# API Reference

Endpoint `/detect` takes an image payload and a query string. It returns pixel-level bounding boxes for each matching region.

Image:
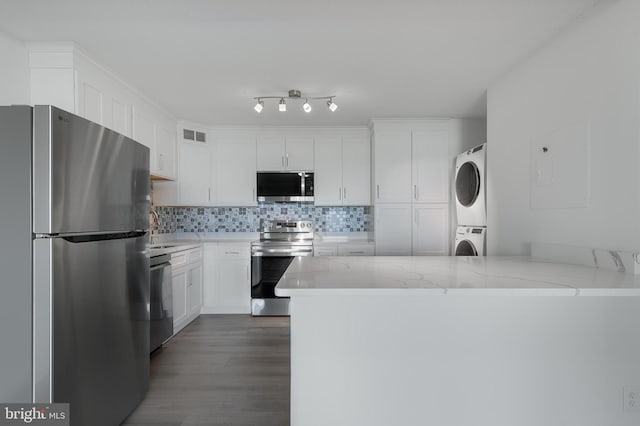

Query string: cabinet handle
[349,251,365,254]
[286,153,289,167]
[416,185,419,200]
[376,185,380,199]
[343,187,347,200]
[225,251,240,255]
[208,187,211,201]
[414,185,417,200]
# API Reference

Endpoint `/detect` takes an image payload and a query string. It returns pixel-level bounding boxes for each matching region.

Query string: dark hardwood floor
[123,315,291,426]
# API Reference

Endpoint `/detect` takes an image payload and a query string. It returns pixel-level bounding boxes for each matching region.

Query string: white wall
[0,31,29,105]
[487,0,640,255]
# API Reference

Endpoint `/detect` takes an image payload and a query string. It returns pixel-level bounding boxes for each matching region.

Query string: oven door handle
[252,247,313,256]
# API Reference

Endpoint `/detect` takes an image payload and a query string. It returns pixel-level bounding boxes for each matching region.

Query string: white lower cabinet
[314,242,375,256]
[171,247,204,335]
[412,203,449,256]
[203,243,251,314]
[375,203,448,256]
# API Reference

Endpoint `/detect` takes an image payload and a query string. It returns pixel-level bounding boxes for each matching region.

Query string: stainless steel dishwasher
[150,254,173,352]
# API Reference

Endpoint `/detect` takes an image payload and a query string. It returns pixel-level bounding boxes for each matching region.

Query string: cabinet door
[187,264,203,317]
[412,203,449,256]
[374,204,412,255]
[215,136,257,206]
[373,130,412,203]
[285,137,314,170]
[342,136,371,206]
[78,80,103,125]
[213,259,251,313]
[155,126,177,179]
[314,136,343,206]
[178,143,212,205]
[110,98,131,137]
[172,268,188,328]
[412,130,449,203]
[132,109,155,151]
[257,136,285,171]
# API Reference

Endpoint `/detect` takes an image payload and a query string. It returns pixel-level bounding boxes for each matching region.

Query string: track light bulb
[279,98,287,112]
[254,100,264,113]
[303,99,311,113]
[327,98,338,112]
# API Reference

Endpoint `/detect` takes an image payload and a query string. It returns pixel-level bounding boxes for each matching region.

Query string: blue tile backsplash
[153,204,371,234]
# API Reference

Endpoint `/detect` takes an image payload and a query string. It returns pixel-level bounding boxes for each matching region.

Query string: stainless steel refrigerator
[0,105,151,425]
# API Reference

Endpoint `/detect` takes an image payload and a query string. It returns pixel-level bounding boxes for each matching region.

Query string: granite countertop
[274,256,640,297]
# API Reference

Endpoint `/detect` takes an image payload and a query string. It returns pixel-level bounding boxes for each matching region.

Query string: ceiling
[0,0,609,126]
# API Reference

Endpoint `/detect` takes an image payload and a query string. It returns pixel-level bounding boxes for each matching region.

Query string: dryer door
[455,239,478,256]
[455,161,481,207]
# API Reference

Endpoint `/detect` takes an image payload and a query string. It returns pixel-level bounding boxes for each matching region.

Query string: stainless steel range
[251,220,314,316]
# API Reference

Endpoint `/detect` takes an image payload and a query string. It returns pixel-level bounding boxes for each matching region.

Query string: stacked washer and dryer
[454,143,487,256]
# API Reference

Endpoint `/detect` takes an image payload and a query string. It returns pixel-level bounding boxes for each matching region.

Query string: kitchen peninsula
[276,256,640,426]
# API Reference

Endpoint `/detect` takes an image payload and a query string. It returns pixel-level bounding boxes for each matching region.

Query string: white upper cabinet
[132,108,155,150]
[178,141,212,205]
[214,135,257,206]
[341,136,371,206]
[314,132,371,206]
[257,136,285,171]
[285,137,314,170]
[155,126,177,179]
[314,136,343,205]
[373,129,413,203]
[28,44,177,180]
[373,122,450,205]
[257,134,314,171]
[412,130,449,203]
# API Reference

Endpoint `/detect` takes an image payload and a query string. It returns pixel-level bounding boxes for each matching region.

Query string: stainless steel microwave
[256,172,314,203]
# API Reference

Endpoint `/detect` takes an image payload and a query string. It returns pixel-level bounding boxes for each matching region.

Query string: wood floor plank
[122,315,290,426]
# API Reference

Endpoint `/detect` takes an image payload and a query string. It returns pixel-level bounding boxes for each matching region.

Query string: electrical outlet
[624,386,640,411]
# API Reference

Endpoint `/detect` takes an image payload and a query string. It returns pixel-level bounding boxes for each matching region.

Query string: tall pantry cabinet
[371,120,450,255]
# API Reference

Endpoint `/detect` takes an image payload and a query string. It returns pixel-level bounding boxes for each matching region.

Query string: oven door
[251,244,312,316]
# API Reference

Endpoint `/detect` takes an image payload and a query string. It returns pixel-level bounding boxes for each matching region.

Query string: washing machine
[454,226,486,256]
[455,143,486,227]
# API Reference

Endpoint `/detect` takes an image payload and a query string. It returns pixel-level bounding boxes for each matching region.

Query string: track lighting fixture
[252,89,337,114]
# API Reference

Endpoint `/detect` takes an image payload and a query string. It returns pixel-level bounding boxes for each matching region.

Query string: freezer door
[33,105,150,234]
[33,233,149,426]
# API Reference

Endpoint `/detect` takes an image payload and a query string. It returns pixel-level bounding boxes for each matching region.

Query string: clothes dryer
[455,143,486,226]
[454,226,486,256]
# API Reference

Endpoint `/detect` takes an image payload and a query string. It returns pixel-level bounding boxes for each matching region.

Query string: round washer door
[456,161,481,207]
[455,239,478,256]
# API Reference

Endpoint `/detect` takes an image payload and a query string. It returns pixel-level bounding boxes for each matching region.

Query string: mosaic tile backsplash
[152,204,371,234]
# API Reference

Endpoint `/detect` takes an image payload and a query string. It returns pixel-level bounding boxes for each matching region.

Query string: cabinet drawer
[186,247,202,263]
[170,251,188,268]
[314,245,338,256]
[212,244,250,258]
[338,244,374,256]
